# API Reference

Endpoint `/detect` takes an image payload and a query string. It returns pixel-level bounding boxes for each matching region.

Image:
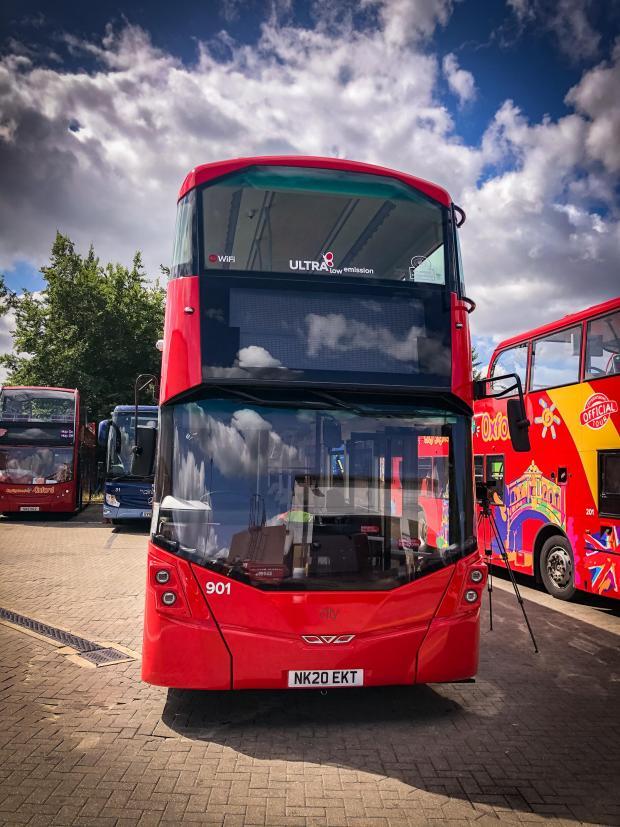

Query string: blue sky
[1,0,619,370]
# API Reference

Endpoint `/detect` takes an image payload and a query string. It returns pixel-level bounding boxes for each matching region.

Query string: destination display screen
[200,278,452,388]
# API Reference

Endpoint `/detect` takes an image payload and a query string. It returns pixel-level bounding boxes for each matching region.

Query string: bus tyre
[540,536,575,600]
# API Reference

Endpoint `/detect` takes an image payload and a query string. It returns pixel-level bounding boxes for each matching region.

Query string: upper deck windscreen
[174,166,448,285]
[0,389,75,423]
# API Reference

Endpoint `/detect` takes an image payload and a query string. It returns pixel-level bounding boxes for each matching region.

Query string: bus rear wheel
[540,536,575,600]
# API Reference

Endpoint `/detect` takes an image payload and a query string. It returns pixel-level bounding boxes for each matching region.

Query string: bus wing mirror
[131,426,156,477]
[506,398,531,453]
[475,373,531,453]
[97,419,110,447]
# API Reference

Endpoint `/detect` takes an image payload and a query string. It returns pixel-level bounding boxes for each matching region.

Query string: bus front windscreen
[0,446,74,484]
[0,389,75,423]
[152,399,474,591]
[107,412,158,478]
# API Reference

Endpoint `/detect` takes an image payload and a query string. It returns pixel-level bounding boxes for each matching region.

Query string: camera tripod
[477,483,539,653]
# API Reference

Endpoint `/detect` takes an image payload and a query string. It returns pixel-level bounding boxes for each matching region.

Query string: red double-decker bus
[474,297,620,601]
[142,155,491,691]
[0,386,96,515]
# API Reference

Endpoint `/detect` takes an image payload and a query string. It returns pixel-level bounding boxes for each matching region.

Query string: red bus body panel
[474,298,620,599]
[159,277,202,404]
[179,155,452,207]
[142,543,486,689]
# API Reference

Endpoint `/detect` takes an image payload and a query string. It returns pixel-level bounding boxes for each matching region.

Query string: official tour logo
[579,393,618,429]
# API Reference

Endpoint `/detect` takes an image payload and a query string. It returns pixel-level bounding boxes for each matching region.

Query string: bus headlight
[161,591,177,606]
[105,493,120,507]
[464,589,479,603]
[470,569,484,583]
[155,569,170,584]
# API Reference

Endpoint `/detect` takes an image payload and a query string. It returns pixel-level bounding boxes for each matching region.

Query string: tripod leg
[488,513,539,654]
[478,511,493,631]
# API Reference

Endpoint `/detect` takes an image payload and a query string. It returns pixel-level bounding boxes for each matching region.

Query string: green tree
[472,345,483,381]
[0,233,165,421]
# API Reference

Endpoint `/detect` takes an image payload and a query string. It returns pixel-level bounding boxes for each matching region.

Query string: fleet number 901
[205,581,231,595]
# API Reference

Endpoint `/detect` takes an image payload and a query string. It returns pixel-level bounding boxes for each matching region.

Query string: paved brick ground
[1,507,619,826]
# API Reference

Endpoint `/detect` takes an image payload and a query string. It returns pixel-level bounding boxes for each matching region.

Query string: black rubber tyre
[539,535,576,600]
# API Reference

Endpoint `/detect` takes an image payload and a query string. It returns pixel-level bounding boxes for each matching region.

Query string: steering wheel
[587,366,607,376]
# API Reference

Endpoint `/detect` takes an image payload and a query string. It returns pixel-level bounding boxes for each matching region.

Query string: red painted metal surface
[451,292,474,409]
[178,155,452,207]
[159,277,202,404]
[141,544,487,689]
[474,299,620,600]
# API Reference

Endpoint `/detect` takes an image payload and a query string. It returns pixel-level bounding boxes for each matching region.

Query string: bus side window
[531,325,581,390]
[474,455,484,482]
[490,344,528,394]
[585,310,620,379]
[599,450,620,518]
[485,455,505,499]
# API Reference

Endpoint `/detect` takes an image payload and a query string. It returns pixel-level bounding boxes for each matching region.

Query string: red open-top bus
[474,297,620,601]
[142,156,490,691]
[0,385,96,514]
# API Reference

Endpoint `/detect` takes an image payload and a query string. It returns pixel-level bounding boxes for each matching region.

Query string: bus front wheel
[540,536,575,600]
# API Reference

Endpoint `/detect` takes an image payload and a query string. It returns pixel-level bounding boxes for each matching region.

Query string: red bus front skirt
[0,483,77,513]
[142,543,485,690]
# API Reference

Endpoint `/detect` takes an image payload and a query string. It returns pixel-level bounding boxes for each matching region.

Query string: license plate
[142,511,152,518]
[287,669,364,688]
[20,506,39,512]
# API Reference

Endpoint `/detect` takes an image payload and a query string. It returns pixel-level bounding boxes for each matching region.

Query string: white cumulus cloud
[0,6,618,363]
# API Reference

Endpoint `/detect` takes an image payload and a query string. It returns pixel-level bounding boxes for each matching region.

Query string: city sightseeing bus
[98,405,158,524]
[0,386,96,514]
[474,297,620,601]
[141,155,510,691]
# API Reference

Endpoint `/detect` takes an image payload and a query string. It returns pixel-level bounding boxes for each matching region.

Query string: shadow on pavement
[161,591,620,822]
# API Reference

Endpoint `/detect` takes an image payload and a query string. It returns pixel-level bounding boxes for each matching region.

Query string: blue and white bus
[98,405,158,523]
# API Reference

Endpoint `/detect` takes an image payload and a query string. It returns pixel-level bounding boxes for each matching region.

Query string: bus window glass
[531,326,581,391]
[485,455,504,498]
[171,190,195,278]
[454,226,466,295]
[0,389,75,422]
[152,400,474,592]
[490,344,527,394]
[201,166,447,285]
[474,455,484,482]
[107,412,158,477]
[599,450,620,518]
[585,311,620,379]
[0,446,74,484]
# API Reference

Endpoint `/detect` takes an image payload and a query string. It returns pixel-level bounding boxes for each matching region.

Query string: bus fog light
[155,569,170,584]
[464,589,479,603]
[161,591,176,606]
[470,569,484,583]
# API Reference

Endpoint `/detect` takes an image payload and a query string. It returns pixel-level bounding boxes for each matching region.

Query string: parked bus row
[0,388,158,522]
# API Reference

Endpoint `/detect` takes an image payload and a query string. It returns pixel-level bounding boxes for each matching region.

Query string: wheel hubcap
[546,547,572,589]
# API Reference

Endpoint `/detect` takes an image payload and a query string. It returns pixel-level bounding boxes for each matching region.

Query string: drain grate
[0,607,132,666]
[79,647,130,666]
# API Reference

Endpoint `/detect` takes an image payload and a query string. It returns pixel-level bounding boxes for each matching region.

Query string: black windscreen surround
[200,277,452,388]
